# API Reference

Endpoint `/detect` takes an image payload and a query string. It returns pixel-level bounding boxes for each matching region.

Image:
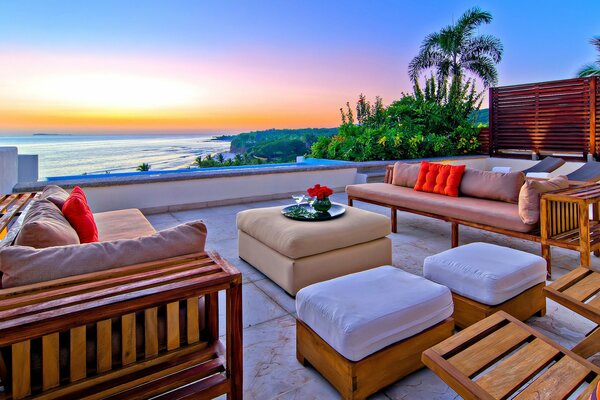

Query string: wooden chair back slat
[187,298,200,344]
[166,302,180,351]
[96,319,112,373]
[144,308,159,358]
[121,313,136,366]
[12,340,31,399]
[70,326,87,382]
[42,333,60,390]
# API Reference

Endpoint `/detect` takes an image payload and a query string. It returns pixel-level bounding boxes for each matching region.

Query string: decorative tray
[281,203,346,221]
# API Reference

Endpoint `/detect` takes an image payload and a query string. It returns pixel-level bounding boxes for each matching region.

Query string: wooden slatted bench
[0,251,242,399]
[544,267,600,359]
[422,311,600,400]
[0,192,37,247]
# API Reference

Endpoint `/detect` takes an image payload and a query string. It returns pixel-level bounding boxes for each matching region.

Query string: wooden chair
[422,311,600,399]
[544,267,600,359]
[0,251,243,399]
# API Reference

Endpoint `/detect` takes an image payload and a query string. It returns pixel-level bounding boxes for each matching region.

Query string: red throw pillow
[414,161,465,197]
[62,187,98,243]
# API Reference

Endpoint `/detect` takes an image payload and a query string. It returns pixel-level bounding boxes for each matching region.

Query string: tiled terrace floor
[145,193,599,400]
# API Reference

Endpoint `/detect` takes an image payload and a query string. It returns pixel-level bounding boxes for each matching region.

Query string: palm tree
[577,37,600,77]
[136,163,150,171]
[409,7,503,89]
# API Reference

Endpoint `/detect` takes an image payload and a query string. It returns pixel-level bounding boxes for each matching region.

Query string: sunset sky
[0,1,599,134]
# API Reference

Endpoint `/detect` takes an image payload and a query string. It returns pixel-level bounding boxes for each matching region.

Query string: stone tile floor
[145,193,599,400]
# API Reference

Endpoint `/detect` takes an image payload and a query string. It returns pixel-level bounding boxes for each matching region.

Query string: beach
[0,134,231,178]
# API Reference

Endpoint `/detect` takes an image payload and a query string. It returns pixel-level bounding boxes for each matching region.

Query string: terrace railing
[488,76,599,160]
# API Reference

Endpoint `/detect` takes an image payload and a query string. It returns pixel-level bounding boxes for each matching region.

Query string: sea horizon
[0,134,232,178]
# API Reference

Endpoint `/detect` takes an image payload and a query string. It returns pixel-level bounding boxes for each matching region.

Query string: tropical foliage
[136,163,150,171]
[577,36,600,77]
[193,153,266,168]
[408,7,503,89]
[311,76,484,161]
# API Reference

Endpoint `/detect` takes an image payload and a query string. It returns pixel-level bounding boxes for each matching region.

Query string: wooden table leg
[579,202,591,268]
[572,326,600,358]
[541,244,552,279]
[451,223,459,248]
[391,208,397,233]
[594,203,600,257]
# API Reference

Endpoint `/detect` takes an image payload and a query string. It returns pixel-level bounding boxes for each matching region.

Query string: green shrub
[311,77,484,161]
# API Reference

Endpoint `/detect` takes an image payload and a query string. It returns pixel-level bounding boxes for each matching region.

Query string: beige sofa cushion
[346,183,536,233]
[518,176,569,224]
[15,199,80,248]
[460,169,525,203]
[0,220,207,288]
[236,205,390,259]
[40,185,70,209]
[392,162,420,187]
[94,209,156,241]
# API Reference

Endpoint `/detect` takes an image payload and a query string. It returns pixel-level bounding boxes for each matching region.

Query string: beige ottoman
[237,205,391,295]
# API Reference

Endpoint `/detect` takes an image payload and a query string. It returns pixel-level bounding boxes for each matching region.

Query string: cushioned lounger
[521,156,565,174]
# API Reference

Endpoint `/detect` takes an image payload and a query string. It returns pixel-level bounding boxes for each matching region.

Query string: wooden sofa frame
[347,165,593,278]
[0,193,243,399]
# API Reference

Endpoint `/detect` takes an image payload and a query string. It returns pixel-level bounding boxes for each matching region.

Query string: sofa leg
[451,223,459,248]
[541,244,552,279]
[391,208,397,233]
[348,197,354,207]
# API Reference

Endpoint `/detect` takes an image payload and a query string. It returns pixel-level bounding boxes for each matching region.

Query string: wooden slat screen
[489,77,599,159]
[477,126,490,155]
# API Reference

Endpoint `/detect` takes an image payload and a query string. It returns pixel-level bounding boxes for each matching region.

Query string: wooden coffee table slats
[422,311,600,400]
[544,267,600,359]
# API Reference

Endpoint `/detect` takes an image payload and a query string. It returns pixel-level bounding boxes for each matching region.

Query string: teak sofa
[0,190,242,399]
[347,163,593,277]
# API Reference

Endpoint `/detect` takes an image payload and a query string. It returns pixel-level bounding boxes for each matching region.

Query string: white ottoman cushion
[423,242,547,306]
[296,266,453,362]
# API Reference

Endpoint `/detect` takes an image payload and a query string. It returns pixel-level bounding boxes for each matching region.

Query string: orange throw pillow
[62,186,99,243]
[414,161,465,197]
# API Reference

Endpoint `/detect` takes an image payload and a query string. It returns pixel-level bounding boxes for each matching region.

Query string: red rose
[307,184,333,200]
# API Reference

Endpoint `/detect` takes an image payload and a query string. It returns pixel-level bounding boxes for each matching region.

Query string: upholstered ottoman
[424,242,547,329]
[237,205,391,295]
[296,266,454,400]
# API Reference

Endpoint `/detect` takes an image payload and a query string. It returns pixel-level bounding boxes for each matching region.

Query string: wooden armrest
[0,251,243,399]
[384,164,394,184]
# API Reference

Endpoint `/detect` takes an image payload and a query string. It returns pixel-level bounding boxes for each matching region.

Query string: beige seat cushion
[346,183,536,233]
[236,205,390,259]
[94,209,156,241]
[15,199,80,248]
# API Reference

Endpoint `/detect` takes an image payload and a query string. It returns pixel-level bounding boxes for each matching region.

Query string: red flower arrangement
[307,184,333,200]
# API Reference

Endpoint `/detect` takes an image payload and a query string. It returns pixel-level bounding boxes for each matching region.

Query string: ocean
[0,134,231,178]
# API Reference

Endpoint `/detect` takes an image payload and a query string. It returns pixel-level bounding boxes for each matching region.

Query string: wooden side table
[544,267,600,359]
[541,184,600,270]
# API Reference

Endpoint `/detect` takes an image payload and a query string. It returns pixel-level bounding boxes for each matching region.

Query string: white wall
[84,167,358,213]
[18,154,39,183]
[0,147,18,194]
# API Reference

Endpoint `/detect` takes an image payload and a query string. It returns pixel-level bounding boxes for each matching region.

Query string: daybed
[346,162,586,276]
[0,187,242,399]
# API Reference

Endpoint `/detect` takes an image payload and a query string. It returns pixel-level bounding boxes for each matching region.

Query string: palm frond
[463,57,498,88]
[455,7,492,37]
[577,63,600,77]
[408,49,444,83]
[463,35,503,63]
[592,36,600,53]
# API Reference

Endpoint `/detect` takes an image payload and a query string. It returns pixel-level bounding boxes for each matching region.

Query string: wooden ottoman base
[296,318,455,400]
[453,282,546,329]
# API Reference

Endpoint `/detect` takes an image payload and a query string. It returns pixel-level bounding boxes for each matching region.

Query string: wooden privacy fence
[487,76,599,159]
